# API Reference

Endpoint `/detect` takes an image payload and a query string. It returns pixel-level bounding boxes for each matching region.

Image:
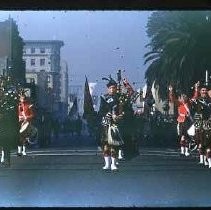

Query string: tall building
[23,40,65,118]
[0,17,25,83]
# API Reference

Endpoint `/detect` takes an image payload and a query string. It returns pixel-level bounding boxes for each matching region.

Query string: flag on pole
[83,76,94,119]
[83,76,99,138]
[69,97,78,119]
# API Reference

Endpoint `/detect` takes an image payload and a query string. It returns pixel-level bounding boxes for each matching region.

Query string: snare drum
[20,121,38,144]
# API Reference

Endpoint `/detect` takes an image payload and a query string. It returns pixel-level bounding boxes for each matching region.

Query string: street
[0,145,211,207]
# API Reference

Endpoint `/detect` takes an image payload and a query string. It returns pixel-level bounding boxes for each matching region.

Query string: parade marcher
[98,76,124,171]
[191,82,211,167]
[204,84,211,168]
[18,91,35,156]
[119,78,140,159]
[0,76,19,166]
[169,85,192,156]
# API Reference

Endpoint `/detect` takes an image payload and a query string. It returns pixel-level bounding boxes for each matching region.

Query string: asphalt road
[0,147,211,207]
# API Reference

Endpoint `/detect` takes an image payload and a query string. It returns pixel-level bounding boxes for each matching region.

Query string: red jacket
[18,101,34,122]
[169,91,190,123]
[177,103,190,123]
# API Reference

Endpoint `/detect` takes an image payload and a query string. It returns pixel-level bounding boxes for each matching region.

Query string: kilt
[177,122,189,137]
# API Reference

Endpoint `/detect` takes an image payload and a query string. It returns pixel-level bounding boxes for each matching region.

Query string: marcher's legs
[118,146,124,160]
[207,148,211,168]
[1,146,11,166]
[111,147,118,171]
[18,133,28,156]
[198,144,205,164]
[1,147,4,163]
[22,145,27,156]
[180,135,190,156]
[102,144,111,170]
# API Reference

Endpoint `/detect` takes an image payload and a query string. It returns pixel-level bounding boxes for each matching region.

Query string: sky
[0,11,152,95]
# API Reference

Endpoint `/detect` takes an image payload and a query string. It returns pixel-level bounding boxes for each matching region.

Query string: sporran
[107,124,124,146]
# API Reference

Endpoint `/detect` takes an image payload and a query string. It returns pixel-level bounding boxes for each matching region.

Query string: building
[23,40,65,117]
[59,59,69,119]
[60,60,69,104]
[0,17,25,83]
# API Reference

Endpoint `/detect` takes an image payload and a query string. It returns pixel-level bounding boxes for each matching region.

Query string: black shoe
[17,152,22,157]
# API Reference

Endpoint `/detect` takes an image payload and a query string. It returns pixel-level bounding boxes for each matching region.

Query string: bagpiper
[191,82,211,167]
[98,76,124,171]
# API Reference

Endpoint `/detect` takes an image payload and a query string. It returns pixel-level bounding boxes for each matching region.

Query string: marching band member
[169,85,192,157]
[191,82,211,167]
[0,76,19,166]
[205,85,211,168]
[120,78,140,158]
[18,92,35,156]
[98,76,124,171]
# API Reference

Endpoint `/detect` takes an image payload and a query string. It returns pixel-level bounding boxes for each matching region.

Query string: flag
[88,82,97,96]
[69,97,78,119]
[83,76,94,119]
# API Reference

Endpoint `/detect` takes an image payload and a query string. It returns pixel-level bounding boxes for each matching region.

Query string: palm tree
[144,11,211,99]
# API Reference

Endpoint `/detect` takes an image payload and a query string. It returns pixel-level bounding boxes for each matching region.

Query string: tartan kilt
[177,122,189,137]
[101,124,124,146]
[203,130,211,148]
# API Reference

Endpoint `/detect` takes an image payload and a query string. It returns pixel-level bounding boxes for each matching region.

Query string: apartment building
[23,40,65,116]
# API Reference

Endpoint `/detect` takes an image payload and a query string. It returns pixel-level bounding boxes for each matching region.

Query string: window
[31,59,35,66]
[23,49,26,54]
[29,78,35,83]
[40,48,45,53]
[40,59,45,66]
[31,48,35,53]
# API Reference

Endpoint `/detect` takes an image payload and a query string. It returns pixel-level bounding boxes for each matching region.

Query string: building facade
[0,17,25,83]
[23,40,65,118]
[60,60,69,104]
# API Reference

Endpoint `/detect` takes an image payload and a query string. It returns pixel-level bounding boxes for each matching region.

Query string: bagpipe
[102,70,139,120]
[191,98,211,129]
[117,70,140,104]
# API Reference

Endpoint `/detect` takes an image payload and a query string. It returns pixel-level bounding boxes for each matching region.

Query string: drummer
[18,91,34,156]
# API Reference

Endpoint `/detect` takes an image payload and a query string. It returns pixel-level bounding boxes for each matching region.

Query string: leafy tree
[144,11,211,99]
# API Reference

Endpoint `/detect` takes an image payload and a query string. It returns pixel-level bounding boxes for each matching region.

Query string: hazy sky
[0,11,152,94]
